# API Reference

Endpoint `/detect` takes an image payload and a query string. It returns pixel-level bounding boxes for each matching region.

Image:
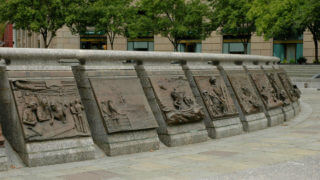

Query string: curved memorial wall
[0,48,301,168]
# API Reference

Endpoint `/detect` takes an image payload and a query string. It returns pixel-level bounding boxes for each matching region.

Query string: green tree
[249,0,320,63]
[139,0,212,51]
[93,0,133,50]
[0,0,71,48]
[299,0,320,63]
[0,23,7,40]
[209,0,255,54]
[65,0,99,35]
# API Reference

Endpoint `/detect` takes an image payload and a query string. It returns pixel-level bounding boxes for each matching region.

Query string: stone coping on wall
[0,48,279,65]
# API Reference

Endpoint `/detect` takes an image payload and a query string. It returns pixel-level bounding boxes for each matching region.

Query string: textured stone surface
[267,108,285,127]
[243,112,268,132]
[25,137,95,167]
[135,62,208,146]
[283,104,295,121]
[72,63,160,156]
[208,117,243,139]
[0,148,8,171]
[0,89,314,180]
[182,62,243,139]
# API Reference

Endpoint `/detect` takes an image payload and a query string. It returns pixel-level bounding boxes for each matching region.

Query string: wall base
[207,117,243,139]
[243,113,268,132]
[23,137,95,167]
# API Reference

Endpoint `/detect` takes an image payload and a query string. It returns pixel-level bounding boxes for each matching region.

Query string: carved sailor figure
[50,102,66,125]
[203,76,228,116]
[36,97,52,122]
[22,101,38,126]
[74,100,86,133]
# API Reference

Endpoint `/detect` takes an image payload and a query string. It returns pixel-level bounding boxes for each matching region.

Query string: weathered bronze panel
[194,76,238,119]
[227,72,262,115]
[250,72,283,109]
[11,80,90,142]
[266,71,291,105]
[277,72,300,102]
[89,78,158,134]
[149,76,204,125]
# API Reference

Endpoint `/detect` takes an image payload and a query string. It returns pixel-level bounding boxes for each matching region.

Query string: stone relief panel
[266,72,291,105]
[149,76,204,125]
[227,72,262,115]
[194,76,238,119]
[277,72,301,102]
[11,80,90,142]
[251,72,283,109]
[89,78,158,134]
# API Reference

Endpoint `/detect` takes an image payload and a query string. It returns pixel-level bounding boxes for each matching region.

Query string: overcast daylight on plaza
[0,0,319,179]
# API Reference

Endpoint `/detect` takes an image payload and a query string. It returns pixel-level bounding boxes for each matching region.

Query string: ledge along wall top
[0,48,278,65]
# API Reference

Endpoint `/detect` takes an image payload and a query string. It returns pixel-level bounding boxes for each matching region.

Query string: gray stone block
[292,101,301,115]
[97,129,160,156]
[267,108,285,127]
[24,137,95,167]
[207,117,243,139]
[243,113,268,132]
[283,104,295,121]
[0,148,8,171]
[158,122,208,147]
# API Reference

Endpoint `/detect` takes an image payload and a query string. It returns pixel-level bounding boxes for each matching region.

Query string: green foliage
[0,23,6,39]
[66,0,134,50]
[282,59,288,64]
[249,0,320,62]
[0,0,73,48]
[138,0,212,51]
[297,57,307,64]
[289,59,296,64]
[65,0,99,35]
[248,0,304,40]
[209,0,255,54]
[94,0,133,50]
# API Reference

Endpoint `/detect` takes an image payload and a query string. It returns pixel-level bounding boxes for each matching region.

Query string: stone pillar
[135,60,208,146]
[0,65,9,171]
[182,60,243,139]
[219,61,268,132]
[0,57,95,167]
[244,62,285,127]
[72,58,159,156]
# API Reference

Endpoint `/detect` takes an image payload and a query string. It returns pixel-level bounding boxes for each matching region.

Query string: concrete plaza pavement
[0,89,320,180]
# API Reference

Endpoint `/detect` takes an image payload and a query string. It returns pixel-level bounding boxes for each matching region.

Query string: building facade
[9,26,320,63]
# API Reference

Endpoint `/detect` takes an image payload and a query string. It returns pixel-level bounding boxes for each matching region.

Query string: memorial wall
[0,48,301,169]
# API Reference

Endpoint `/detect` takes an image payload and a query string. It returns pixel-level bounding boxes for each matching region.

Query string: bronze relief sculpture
[194,76,237,119]
[266,72,291,105]
[227,73,262,114]
[150,76,204,125]
[251,73,283,109]
[11,80,90,142]
[278,72,301,101]
[90,78,157,134]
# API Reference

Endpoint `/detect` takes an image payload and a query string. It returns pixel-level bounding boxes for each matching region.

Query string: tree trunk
[243,43,248,54]
[313,36,319,63]
[110,42,114,50]
[173,41,179,52]
[43,36,48,48]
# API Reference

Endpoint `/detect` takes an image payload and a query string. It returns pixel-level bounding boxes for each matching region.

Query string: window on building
[177,40,202,53]
[80,30,107,50]
[273,35,303,63]
[127,37,154,51]
[222,35,251,54]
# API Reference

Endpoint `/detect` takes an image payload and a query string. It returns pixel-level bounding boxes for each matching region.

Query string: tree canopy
[0,0,73,48]
[209,0,255,54]
[249,0,320,62]
[138,0,212,51]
